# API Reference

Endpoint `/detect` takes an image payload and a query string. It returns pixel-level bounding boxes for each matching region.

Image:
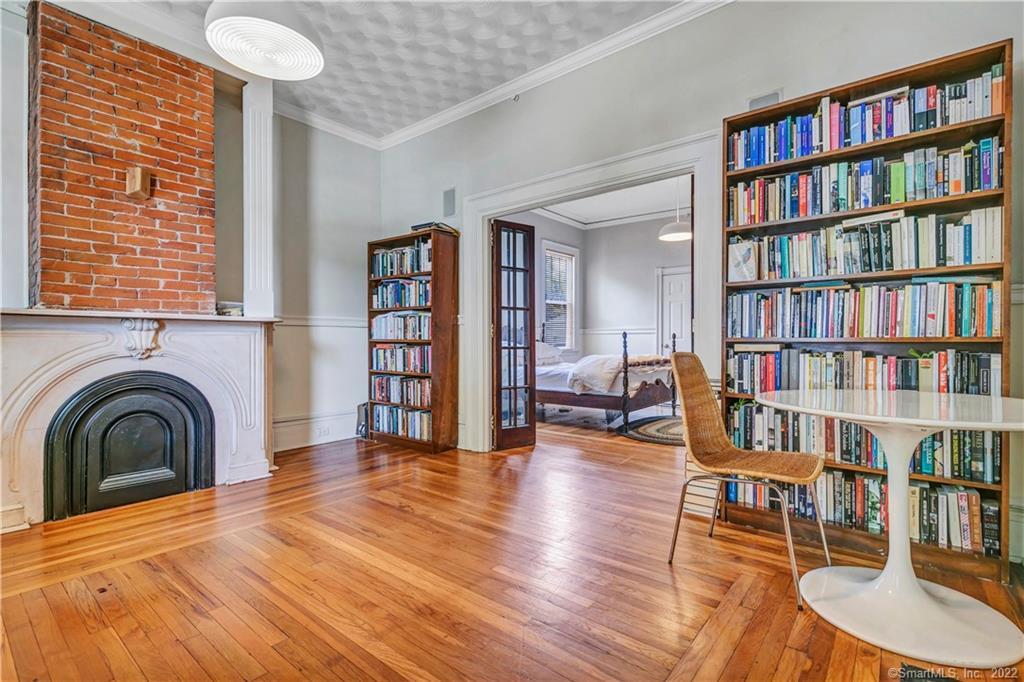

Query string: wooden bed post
[621,331,630,432]
[670,332,678,417]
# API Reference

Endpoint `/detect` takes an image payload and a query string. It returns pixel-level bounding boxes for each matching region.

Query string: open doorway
[490,173,694,448]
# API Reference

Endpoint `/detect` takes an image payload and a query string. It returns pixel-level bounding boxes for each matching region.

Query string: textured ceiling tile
[153,1,675,137]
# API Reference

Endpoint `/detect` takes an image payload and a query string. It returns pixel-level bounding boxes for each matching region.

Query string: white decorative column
[242,77,278,317]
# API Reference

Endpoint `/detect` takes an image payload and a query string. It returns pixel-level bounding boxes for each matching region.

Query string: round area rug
[616,416,685,445]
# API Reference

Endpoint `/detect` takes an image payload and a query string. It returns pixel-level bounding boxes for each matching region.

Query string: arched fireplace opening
[45,371,214,520]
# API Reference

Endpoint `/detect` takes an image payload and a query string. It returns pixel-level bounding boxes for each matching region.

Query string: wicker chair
[667,352,831,609]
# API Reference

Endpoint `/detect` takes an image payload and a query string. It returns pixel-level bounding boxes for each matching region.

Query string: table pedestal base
[801,566,1024,668]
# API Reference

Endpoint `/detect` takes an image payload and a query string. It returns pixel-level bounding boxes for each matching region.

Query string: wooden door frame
[655,265,694,354]
[461,130,721,452]
[490,219,537,450]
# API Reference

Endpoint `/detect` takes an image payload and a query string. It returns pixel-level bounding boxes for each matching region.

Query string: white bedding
[535,358,671,397]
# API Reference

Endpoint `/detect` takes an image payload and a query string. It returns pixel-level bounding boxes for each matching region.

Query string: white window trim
[540,239,580,352]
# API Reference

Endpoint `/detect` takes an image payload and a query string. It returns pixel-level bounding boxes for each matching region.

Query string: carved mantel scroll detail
[121,319,162,359]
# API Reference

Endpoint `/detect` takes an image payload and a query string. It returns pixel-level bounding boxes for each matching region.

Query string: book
[725,65,997,171]
[728,240,758,282]
[410,221,460,236]
[726,139,1003,227]
[728,277,1000,340]
[371,236,433,276]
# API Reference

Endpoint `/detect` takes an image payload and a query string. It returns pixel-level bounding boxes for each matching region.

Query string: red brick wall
[27,1,217,312]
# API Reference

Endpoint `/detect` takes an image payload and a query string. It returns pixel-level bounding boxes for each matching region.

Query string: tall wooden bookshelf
[367,228,459,453]
[718,41,1013,582]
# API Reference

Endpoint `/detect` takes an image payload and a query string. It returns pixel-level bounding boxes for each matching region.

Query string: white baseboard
[273,411,357,452]
[1,505,29,533]
[225,459,272,484]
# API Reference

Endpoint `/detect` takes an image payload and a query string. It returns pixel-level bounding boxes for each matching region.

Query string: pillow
[535,341,563,366]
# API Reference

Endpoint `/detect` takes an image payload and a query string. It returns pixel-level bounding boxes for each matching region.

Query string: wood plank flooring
[2,424,1021,681]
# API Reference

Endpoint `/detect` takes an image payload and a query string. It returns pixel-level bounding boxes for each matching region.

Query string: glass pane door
[491,220,536,449]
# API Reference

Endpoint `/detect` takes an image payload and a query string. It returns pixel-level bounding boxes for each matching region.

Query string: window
[543,245,576,349]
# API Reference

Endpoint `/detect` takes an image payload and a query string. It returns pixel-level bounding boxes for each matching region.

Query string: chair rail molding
[276,315,368,328]
[580,327,656,335]
[461,129,721,452]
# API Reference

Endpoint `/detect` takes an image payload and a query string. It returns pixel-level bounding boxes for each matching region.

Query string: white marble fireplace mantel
[0,309,275,532]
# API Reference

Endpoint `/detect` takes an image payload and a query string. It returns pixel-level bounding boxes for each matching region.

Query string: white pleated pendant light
[205,1,324,81]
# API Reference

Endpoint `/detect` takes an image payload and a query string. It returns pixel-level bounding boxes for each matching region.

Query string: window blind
[543,249,575,348]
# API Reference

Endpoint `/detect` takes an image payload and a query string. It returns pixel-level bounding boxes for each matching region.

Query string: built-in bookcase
[367,228,458,453]
[719,41,1013,582]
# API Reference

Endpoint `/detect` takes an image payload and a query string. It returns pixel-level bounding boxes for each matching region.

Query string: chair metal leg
[707,480,724,537]
[668,480,691,564]
[767,483,804,610]
[808,483,832,567]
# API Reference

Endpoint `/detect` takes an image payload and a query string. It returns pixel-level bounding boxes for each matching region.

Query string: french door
[490,219,536,449]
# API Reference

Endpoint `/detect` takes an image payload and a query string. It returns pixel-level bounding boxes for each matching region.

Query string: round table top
[756,389,1024,431]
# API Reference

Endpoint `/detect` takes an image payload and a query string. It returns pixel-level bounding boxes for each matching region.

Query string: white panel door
[659,269,692,353]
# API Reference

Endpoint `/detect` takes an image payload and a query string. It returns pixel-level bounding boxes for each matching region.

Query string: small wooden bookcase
[367,228,459,453]
[718,40,1013,581]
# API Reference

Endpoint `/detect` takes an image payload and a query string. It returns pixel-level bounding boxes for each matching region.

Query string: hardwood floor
[2,424,1021,681]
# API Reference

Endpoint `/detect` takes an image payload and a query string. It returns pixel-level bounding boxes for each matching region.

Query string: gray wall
[582,216,691,342]
[1,6,27,308]
[380,1,1023,282]
[276,115,382,319]
[214,88,244,303]
[272,115,382,449]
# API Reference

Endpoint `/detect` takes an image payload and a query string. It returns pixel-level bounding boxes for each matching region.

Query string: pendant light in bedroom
[658,176,692,242]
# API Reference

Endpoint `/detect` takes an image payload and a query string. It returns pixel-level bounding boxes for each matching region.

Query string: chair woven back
[670,352,734,466]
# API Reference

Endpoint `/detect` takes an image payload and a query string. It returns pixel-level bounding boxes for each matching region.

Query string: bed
[535,330,677,430]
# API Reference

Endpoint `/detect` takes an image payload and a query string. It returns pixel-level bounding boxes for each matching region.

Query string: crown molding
[1,3,27,18]
[273,102,383,150]
[375,0,732,149]
[530,208,586,230]
[48,0,257,82]
[51,0,730,152]
[531,207,691,231]
[583,208,684,230]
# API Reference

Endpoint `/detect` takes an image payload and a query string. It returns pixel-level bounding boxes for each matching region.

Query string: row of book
[727,402,1001,483]
[730,473,999,555]
[726,278,1003,339]
[371,376,431,408]
[371,278,431,309]
[370,237,433,277]
[370,312,431,341]
[727,207,1003,283]
[725,347,1001,397]
[370,344,431,374]
[726,138,1004,227]
[371,404,432,441]
[726,63,1005,170]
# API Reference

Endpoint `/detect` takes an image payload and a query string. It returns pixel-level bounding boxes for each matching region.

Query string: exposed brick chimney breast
[27,1,216,312]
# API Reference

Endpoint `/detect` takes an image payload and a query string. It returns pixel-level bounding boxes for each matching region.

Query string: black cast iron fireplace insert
[45,370,214,520]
